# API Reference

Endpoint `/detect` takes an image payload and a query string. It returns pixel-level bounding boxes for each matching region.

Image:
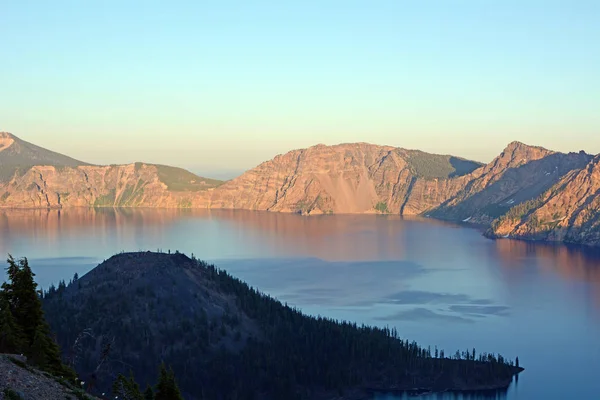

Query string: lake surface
[1,207,600,399]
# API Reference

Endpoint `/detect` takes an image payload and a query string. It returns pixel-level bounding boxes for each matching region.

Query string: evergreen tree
[155,363,183,400]
[0,293,24,353]
[144,385,155,400]
[112,371,144,400]
[1,255,75,379]
[2,256,43,346]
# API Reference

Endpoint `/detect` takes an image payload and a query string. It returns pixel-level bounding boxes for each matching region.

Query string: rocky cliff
[1,131,599,246]
[0,132,222,208]
[488,155,600,246]
[209,142,482,215]
[429,142,592,225]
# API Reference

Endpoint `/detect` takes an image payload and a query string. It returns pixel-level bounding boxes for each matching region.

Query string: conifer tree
[144,385,155,400]
[2,256,43,346]
[2,255,75,379]
[155,363,183,400]
[112,371,144,400]
[0,293,24,353]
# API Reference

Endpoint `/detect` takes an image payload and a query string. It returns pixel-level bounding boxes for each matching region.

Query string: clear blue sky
[1,0,599,175]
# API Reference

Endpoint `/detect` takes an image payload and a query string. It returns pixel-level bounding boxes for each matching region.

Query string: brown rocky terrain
[1,131,599,246]
[488,155,600,246]
[0,132,222,208]
[429,142,592,224]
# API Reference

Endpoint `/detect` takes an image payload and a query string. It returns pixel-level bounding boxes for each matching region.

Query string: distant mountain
[1,131,598,246]
[0,132,223,208]
[42,252,522,400]
[0,131,88,181]
[210,142,484,215]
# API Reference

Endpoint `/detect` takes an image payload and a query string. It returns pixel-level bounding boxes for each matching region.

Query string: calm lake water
[1,208,600,400]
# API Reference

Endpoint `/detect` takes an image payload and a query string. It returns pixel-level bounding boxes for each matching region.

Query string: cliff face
[0,163,218,209]
[430,142,592,224]
[2,131,600,246]
[489,156,600,246]
[210,143,481,215]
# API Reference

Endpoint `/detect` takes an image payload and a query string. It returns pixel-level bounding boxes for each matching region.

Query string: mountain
[429,142,593,224]
[210,142,483,214]
[1,131,599,246]
[0,131,88,182]
[0,133,223,208]
[42,252,522,400]
[0,132,87,168]
[488,155,600,245]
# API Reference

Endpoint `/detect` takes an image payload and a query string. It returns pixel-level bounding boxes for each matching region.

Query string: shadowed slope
[43,252,522,400]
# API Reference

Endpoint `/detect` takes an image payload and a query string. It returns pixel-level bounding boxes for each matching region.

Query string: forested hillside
[43,252,523,400]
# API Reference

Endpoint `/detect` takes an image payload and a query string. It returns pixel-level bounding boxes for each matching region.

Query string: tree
[2,255,43,346]
[112,371,144,400]
[155,363,183,400]
[144,385,155,400]
[0,293,24,353]
[1,255,75,379]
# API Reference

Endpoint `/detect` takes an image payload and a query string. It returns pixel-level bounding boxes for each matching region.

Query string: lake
[1,207,599,399]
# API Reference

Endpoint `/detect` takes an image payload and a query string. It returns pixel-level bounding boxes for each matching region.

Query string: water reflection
[1,208,600,399]
[374,387,510,399]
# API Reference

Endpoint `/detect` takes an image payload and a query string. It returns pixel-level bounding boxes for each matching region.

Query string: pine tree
[2,256,43,346]
[2,255,75,379]
[0,293,24,353]
[155,363,183,400]
[144,385,155,400]
[112,371,144,400]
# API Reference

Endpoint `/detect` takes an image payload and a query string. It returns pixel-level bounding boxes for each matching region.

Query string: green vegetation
[42,252,522,399]
[2,388,23,400]
[93,189,116,207]
[178,199,192,208]
[0,166,31,183]
[154,164,223,192]
[296,195,328,214]
[374,201,389,214]
[492,196,545,230]
[1,191,10,202]
[112,364,183,400]
[0,256,75,380]
[402,150,482,179]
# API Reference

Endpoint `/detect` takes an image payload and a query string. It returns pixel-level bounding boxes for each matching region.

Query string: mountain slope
[0,133,222,207]
[429,142,592,224]
[42,252,522,400]
[209,142,482,215]
[0,132,87,168]
[0,354,98,400]
[489,155,600,245]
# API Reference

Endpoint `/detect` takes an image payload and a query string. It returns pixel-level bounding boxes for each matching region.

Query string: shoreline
[0,205,597,248]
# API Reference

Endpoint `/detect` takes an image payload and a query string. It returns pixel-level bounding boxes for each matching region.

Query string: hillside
[0,354,98,400]
[209,142,483,215]
[429,142,592,225]
[0,133,223,208]
[488,155,600,245]
[42,252,522,400]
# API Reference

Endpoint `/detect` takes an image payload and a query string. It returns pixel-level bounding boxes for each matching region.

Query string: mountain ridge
[1,131,599,246]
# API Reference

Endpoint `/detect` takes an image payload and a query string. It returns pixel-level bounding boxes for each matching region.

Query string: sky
[1,1,599,176]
